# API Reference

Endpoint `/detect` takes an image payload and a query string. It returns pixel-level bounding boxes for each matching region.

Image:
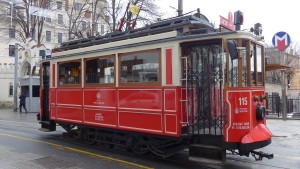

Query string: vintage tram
[38,11,273,163]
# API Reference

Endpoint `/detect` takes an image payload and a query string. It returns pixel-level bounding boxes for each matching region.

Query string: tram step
[189,144,225,164]
[40,120,56,132]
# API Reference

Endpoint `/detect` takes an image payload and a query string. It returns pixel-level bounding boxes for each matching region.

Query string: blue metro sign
[272,31,291,51]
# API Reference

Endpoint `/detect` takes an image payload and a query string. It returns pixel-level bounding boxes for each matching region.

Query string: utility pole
[282,70,287,120]
[13,43,19,112]
[178,0,183,16]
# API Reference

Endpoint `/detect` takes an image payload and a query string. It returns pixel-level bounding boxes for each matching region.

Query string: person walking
[19,92,27,113]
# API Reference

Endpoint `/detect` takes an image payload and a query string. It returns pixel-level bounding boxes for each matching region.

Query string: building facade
[265,46,300,98]
[0,0,108,109]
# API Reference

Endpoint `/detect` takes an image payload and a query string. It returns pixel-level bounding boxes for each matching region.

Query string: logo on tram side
[234,107,248,114]
[93,92,104,105]
[272,31,291,51]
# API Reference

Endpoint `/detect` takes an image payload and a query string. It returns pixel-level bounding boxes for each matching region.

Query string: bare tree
[64,0,109,40]
[65,0,90,40]
[16,0,52,45]
[103,0,162,33]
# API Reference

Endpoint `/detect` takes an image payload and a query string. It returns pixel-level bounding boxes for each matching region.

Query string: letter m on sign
[272,31,291,51]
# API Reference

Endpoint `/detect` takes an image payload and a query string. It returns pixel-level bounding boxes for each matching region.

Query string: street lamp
[9,2,25,28]
[8,2,25,112]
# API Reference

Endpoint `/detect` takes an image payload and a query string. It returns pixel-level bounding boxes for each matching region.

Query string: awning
[265,64,292,71]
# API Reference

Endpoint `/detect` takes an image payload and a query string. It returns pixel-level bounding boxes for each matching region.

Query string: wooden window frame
[84,55,116,87]
[119,49,161,86]
[256,45,264,86]
[57,59,82,88]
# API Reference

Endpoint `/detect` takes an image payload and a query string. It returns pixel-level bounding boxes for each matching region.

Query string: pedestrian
[19,92,27,113]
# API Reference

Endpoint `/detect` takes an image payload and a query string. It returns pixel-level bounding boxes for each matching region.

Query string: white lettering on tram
[231,122,250,130]
[95,113,104,121]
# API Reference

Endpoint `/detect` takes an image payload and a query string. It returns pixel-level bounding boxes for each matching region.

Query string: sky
[157,0,299,47]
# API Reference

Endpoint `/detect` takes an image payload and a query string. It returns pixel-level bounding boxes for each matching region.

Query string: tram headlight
[256,103,266,121]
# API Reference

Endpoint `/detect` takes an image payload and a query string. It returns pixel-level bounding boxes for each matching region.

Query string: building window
[120,49,160,85]
[58,33,62,43]
[46,17,51,23]
[85,56,115,85]
[101,25,104,34]
[9,45,15,57]
[58,14,63,25]
[30,28,36,40]
[9,82,14,96]
[45,0,50,9]
[46,31,51,42]
[73,2,82,10]
[94,22,98,32]
[9,83,13,96]
[82,21,86,31]
[58,60,81,86]
[57,1,62,10]
[9,25,15,38]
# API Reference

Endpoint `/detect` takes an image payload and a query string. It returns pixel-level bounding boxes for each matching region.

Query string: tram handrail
[181,56,189,125]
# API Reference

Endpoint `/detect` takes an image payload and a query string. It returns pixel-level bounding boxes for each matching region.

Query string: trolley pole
[178,0,183,16]
[13,43,19,112]
[282,71,287,120]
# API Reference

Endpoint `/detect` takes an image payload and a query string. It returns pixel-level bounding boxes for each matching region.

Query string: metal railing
[266,92,300,119]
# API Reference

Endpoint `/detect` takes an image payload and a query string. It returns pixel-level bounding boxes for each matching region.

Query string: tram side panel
[49,86,183,137]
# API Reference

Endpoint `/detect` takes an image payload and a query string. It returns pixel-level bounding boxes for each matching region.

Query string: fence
[266,92,300,119]
[266,93,281,117]
[266,93,300,118]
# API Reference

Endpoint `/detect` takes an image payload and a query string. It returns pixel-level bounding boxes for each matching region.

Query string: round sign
[272,31,291,51]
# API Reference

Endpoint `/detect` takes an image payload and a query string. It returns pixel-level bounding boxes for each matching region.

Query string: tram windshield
[226,39,264,88]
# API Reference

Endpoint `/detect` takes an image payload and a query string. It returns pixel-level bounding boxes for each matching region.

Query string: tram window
[58,60,81,86]
[257,46,263,85]
[242,40,248,87]
[120,49,160,85]
[228,40,238,87]
[250,44,256,85]
[85,56,115,85]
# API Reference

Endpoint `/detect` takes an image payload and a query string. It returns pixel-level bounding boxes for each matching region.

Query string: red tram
[38,12,273,163]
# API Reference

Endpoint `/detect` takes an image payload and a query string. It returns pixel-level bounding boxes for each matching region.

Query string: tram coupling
[250,150,274,161]
[227,149,274,161]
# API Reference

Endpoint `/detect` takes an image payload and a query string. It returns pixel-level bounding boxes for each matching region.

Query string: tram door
[181,40,224,136]
[40,62,56,131]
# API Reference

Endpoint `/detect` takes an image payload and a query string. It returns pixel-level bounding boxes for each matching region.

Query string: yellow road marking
[0,132,153,169]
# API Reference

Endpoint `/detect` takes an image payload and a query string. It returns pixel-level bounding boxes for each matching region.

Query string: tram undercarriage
[59,122,189,158]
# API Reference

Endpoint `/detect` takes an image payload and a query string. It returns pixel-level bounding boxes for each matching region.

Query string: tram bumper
[239,123,272,152]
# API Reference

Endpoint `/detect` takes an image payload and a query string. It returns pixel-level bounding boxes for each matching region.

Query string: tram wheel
[130,136,149,155]
[80,129,97,145]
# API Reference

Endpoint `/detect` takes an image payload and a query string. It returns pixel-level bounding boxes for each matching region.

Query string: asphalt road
[0,109,299,169]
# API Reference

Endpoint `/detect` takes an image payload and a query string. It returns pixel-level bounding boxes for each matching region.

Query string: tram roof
[56,13,215,51]
[50,12,263,59]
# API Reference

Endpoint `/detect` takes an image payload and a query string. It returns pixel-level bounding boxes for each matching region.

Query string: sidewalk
[0,109,38,123]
